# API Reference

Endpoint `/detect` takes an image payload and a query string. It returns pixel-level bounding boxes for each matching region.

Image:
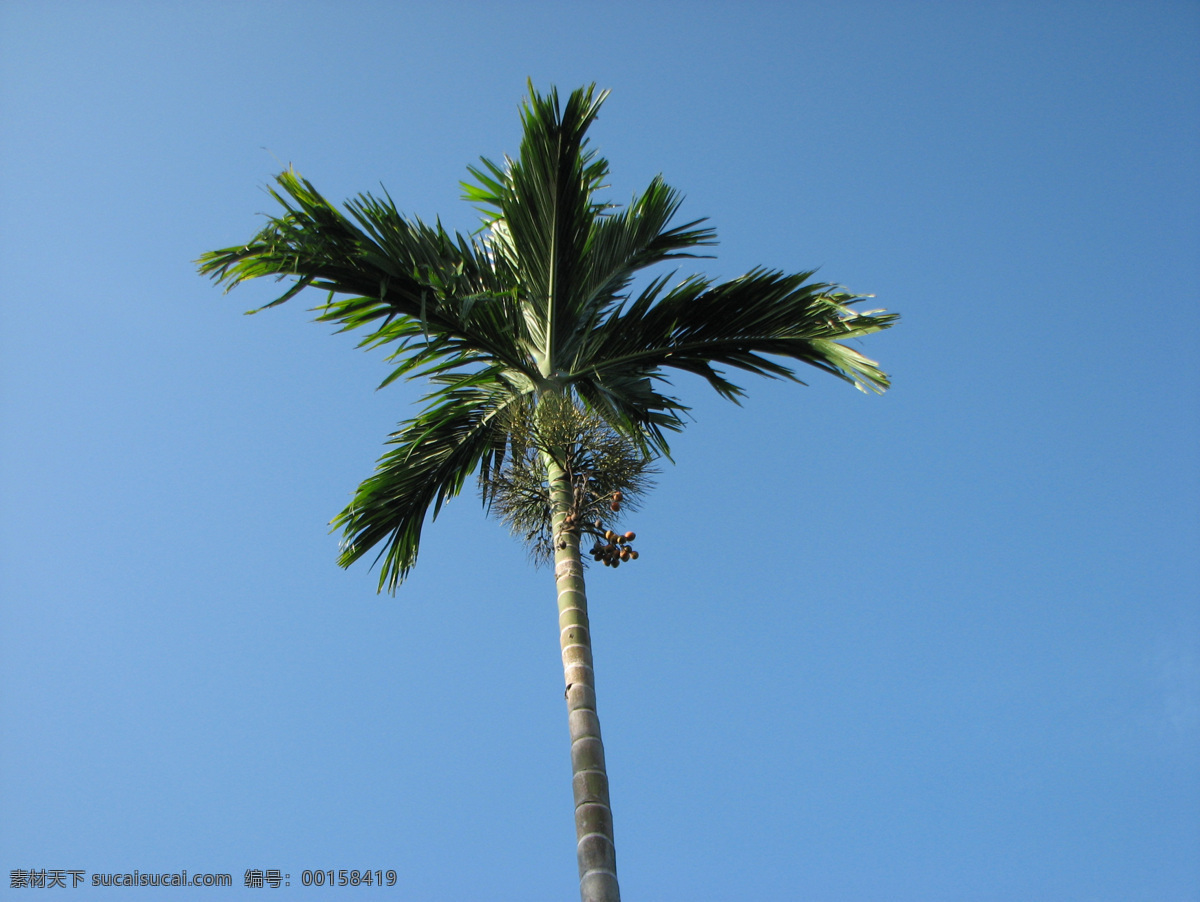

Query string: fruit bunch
[590,527,638,568]
[558,491,642,568]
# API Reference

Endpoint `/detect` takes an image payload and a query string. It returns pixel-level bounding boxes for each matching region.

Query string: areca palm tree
[199,83,896,902]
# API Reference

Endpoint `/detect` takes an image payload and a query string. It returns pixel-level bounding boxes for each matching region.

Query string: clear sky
[2,2,1197,900]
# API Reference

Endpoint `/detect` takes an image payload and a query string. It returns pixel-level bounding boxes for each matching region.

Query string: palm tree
[199,83,896,902]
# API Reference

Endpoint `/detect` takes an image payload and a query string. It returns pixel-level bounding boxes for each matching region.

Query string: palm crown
[199,83,896,593]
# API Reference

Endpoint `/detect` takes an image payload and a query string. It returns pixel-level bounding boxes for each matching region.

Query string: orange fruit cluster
[560,492,640,568]
[591,529,638,567]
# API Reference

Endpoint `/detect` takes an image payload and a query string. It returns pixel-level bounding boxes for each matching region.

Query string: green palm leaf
[587,268,895,393]
[333,376,526,593]
[199,169,534,382]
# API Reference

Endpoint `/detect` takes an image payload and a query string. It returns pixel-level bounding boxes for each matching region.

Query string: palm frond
[462,83,610,373]
[576,269,897,407]
[332,378,526,592]
[198,168,537,381]
[560,177,716,369]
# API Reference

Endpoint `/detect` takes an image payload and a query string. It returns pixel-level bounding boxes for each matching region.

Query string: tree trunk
[546,457,621,902]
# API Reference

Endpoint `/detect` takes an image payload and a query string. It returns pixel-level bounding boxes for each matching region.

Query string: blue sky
[2,2,1197,900]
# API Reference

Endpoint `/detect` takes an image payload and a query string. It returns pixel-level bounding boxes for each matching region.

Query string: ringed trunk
[546,456,621,902]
